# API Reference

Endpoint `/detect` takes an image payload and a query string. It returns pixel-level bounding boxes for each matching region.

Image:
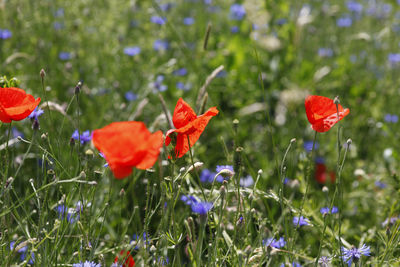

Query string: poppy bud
[347,139,352,145]
[258,169,263,175]
[290,138,296,143]
[119,188,125,197]
[322,186,329,193]
[75,81,82,95]
[41,133,47,140]
[333,96,340,105]
[40,69,46,78]
[70,137,75,147]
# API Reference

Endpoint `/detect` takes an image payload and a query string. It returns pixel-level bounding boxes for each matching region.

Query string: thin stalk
[291,131,317,257]
[187,135,206,200]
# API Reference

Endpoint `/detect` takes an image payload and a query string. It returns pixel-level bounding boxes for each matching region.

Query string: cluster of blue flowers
[263,237,286,248]
[320,206,339,215]
[293,216,310,227]
[10,241,34,264]
[56,201,90,223]
[200,165,234,183]
[72,261,101,267]
[71,130,92,144]
[181,195,213,215]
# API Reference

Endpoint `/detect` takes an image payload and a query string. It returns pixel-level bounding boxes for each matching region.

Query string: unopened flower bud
[120,188,125,196]
[41,133,47,140]
[75,81,82,95]
[70,137,75,147]
[290,138,296,143]
[322,186,329,193]
[347,139,352,145]
[258,169,263,175]
[333,96,340,105]
[40,69,46,78]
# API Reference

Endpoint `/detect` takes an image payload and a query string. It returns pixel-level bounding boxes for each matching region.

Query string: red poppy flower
[114,250,135,267]
[165,98,218,158]
[0,87,41,123]
[92,121,163,179]
[305,95,349,132]
[315,162,335,184]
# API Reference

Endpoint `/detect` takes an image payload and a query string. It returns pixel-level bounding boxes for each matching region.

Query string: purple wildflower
[0,29,12,39]
[293,216,310,227]
[153,39,169,51]
[59,52,71,60]
[173,68,187,76]
[183,17,195,25]
[72,261,101,267]
[200,169,216,183]
[264,237,286,248]
[150,16,167,25]
[125,91,137,101]
[336,16,352,27]
[123,46,141,56]
[341,244,370,266]
[191,201,213,215]
[215,165,234,182]
[230,4,246,20]
[28,107,44,120]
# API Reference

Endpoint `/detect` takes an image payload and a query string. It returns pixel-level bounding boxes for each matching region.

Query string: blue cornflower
[152,75,168,92]
[10,241,35,264]
[320,206,338,215]
[388,53,400,64]
[54,8,64,17]
[124,91,137,101]
[56,204,79,223]
[54,22,64,30]
[191,201,213,215]
[215,165,234,182]
[336,16,352,27]
[303,141,319,152]
[176,82,192,91]
[375,180,387,189]
[173,68,187,76]
[231,26,239,33]
[292,262,302,267]
[318,256,332,267]
[0,29,12,39]
[318,48,333,58]
[315,156,325,164]
[384,114,398,123]
[72,261,101,267]
[180,194,198,205]
[159,3,174,12]
[230,4,246,20]
[240,175,254,187]
[12,127,24,138]
[153,39,169,51]
[59,52,71,60]
[123,46,141,56]
[150,16,167,25]
[200,169,216,183]
[28,107,44,120]
[263,237,286,248]
[382,216,399,227]
[293,216,310,227]
[71,130,92,144]
[183,17,195,25]
[276,18,287,25]
[131,232,149,249]
[341,244,370,266]
[347,1,363,14]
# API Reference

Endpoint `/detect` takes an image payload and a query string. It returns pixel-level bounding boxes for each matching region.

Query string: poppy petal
[92,121,163,179]
[0,87,41,123]
[305,95,349,132]
[172,98,197,129]
[136,130,163,169]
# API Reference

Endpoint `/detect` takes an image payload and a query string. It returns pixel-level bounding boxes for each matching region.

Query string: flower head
[150,16,167,25]
[10,241,34,264]
[305,95,349,132]
[0,87,41,123]
[320,206,338,215]
[71,130,92,144]
[191,201,213,215]
[230,4,246,20]
[165,98,218,158]
[263,237,286,248]
[0,29,12,39]
[215,165,234,182]
[27,107,44,120]
[123,46,141,56]
[200,169,216,183]
[114,250,135,267]
[72,261,101,267]
[92,121,163,179]
[293,216,310,227]
[341,244,370,266]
